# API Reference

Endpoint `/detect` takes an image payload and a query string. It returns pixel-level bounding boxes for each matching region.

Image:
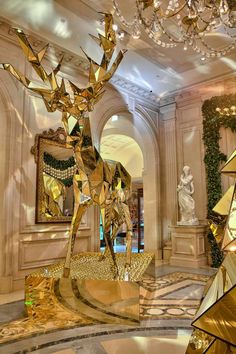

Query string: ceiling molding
[0,19,90,74]
[160,72,236,107]
[110,75,159,108]
[159,94,176,108]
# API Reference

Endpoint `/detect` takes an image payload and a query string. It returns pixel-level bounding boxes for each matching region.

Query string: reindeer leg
[100,206,119,279]
[63,203,88,278]
[64,167,92,278]
[104,231,119,279]
[122,203,133,280]
[101,221,119,259]
[63,173,91,278]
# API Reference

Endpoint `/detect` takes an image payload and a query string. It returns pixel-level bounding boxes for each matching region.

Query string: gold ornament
[212,185,234,216]
[222,184,236,252]
[221,149,236,178]
[192,252,236,347]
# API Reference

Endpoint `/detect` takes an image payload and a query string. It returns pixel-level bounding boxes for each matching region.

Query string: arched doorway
[95,110,161,261]
[100,117,144,252]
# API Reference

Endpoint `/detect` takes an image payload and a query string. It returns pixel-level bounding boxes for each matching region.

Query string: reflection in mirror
[31,127,76,223]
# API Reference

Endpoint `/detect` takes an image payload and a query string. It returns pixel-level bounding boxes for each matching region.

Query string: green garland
[43,152,75,170]
[43,152,76,187]
[202,93,236,267]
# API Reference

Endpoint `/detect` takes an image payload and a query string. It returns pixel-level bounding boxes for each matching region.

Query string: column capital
[159,103,176,120]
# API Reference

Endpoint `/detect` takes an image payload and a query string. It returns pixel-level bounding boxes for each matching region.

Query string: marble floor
[0,263,216,354]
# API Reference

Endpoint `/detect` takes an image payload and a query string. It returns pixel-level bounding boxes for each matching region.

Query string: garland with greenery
[43,152,75,170]
[43,152,76,187]
[202,93,236,267]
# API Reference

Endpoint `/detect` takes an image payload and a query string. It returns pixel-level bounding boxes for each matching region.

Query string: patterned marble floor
[140,271,209,319]
[0,264,216,354]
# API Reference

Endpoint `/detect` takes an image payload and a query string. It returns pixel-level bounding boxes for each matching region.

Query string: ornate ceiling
[0,0,235,98]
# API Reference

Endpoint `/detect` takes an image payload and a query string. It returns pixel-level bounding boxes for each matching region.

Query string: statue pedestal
[169,225,208,268]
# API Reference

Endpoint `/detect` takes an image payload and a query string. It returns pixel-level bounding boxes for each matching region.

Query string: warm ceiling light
[112,23,118,31]
[113,0,236,57]
[216,105,236,115]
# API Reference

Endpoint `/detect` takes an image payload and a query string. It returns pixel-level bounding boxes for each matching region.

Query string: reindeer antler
[0,14,124,117]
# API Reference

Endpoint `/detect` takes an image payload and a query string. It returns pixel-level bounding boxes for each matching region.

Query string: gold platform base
[32,252,153,281]
[0,252,153,344]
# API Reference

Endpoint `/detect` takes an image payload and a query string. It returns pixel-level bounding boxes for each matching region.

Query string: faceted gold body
[0,15,136,279]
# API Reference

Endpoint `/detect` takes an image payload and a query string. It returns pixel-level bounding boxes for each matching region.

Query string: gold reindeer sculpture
[1,14,133,279]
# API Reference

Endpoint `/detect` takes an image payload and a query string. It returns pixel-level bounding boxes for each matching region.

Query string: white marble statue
[177,166,199,226]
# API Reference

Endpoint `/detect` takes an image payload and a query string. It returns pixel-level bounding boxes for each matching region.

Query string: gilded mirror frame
[31,127,75,223]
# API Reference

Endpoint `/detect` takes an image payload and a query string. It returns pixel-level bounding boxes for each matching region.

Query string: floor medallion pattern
[140,272,209,319]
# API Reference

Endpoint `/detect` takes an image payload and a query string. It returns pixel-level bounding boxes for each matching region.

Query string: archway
[94,106,161,262]
[100,121,144,252]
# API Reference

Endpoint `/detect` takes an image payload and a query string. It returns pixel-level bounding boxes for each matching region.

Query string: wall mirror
[31,127,76,223]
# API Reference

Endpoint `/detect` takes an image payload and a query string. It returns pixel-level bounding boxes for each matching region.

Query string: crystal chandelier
[112,0,236,57]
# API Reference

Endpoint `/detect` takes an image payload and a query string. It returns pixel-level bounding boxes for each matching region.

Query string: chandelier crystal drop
[112,0,236,57]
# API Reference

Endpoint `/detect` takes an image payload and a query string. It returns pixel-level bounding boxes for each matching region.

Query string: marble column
[159,103,178,247]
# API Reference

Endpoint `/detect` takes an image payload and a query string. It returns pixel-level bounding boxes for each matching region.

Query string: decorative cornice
[153,72,236,119]
[0,20,90,73]
[160,72,236,107]
[159,94,176,108]
[110,75,159,107]
[0,18,159,108]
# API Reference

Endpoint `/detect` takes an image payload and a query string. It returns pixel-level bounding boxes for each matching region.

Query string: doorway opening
[99,115,144,253]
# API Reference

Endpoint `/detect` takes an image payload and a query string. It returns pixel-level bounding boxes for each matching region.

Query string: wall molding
[110,75,159,107]
[19,235,91,270]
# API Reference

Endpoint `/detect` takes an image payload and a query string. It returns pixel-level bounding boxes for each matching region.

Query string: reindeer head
[1,14,125,141]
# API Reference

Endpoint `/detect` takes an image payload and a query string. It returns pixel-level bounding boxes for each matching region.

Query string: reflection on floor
[51,333,191,354]
[0,263,215,354]
[101,335,191,354]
